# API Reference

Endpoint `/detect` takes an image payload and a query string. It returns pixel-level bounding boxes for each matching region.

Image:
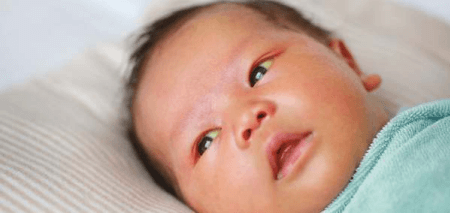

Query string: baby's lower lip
[276,132,313,180]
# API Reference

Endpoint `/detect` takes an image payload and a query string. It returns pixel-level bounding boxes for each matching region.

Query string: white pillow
[1,0,449,212]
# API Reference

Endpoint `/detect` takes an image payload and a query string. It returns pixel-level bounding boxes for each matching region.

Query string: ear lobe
[329,38,382,92]
[362,74,382,92]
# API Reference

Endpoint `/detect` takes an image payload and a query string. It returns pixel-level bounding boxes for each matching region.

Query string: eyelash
[249,53,277,87]
[195,129,220,159]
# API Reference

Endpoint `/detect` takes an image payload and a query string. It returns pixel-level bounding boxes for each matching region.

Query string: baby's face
[134,4,387,213]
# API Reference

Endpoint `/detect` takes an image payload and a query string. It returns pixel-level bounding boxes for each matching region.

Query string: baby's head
[127,1,389,212]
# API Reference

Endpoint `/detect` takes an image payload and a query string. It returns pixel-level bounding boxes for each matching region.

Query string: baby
[125,0,450,212]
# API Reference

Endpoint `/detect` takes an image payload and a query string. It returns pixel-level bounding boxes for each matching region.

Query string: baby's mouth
[266,132,313,180]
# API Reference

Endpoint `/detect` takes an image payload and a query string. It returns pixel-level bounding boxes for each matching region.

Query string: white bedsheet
[0,0,449,91]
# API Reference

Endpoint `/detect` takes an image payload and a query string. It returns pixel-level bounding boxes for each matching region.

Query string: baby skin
[132,3,389,213]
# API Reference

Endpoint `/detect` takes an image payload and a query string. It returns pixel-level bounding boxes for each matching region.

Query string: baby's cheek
[197,157,264,209]
[181,175,217,213]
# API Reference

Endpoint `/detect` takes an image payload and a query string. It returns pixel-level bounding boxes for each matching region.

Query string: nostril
[243,129,251,141]
[240,111,268,142]
[257,112,267,121]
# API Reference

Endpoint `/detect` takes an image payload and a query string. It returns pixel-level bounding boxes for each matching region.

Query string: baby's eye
[197,130,220,156]
[249,59,273,87]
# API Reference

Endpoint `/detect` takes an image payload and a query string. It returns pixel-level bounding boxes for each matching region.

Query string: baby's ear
[329,38,381,92]
[329,38,362,75]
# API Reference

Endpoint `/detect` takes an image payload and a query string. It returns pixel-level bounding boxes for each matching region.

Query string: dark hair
[125,0,332,198]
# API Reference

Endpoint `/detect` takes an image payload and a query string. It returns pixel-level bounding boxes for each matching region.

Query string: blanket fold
[324,99,450,213]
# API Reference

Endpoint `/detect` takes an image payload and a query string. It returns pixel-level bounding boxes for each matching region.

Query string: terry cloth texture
[324,99,450,213]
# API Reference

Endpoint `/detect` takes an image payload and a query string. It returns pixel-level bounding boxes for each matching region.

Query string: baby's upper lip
[265,131,312,180]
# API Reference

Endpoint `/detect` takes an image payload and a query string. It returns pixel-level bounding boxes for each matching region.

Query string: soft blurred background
[1,0,449,91]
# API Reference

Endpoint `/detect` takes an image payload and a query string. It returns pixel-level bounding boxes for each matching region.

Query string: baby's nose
[234,100,276,149]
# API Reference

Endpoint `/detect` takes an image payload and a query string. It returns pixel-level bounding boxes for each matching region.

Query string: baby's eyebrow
[172,51,253,137]
[170,93,217,145]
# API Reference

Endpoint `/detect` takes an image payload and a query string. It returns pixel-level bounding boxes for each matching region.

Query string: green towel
[324,99,450,213]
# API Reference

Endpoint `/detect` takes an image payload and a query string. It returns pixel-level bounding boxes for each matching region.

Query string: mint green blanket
[324,99,450,213]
